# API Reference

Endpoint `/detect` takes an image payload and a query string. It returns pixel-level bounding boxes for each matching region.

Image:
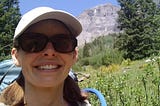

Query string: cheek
[16,51,24,66]
[17,51,37,67]
[61,53,76,67]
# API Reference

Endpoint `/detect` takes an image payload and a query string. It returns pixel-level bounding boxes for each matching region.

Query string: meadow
[73,35,160,106]
[77,57,160,106]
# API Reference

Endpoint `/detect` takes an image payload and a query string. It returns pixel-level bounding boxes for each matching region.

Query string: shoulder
[77,100,91,106]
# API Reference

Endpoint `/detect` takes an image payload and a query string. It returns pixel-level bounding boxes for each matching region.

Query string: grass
[75,57,160,106]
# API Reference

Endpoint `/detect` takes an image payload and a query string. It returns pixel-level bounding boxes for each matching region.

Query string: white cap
[14,7,82,39]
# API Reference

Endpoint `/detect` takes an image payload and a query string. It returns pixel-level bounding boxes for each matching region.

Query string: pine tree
[0,0,21,61]
[83,41,91,57]
[115,0,160,60]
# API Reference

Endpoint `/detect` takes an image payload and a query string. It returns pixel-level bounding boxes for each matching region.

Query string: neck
[24,82,68,106]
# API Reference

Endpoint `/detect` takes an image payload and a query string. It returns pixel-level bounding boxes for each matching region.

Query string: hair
[0,72,87,106]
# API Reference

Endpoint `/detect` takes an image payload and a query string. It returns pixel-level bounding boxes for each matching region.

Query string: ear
[11,48,20,66]
[73,47,78,63]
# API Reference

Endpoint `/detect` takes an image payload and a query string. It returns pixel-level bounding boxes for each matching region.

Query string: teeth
[39,65,58,70]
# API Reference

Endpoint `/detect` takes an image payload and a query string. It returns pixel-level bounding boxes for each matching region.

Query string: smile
[37,64,61,70]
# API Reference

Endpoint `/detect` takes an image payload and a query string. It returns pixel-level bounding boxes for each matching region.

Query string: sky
[19,0,119,16]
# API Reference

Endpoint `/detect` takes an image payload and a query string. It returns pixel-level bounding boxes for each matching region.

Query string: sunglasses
[17,33,77,53]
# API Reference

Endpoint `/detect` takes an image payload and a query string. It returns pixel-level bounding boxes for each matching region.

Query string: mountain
[77,3,120,46]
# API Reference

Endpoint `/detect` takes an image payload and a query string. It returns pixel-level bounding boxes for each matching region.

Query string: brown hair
[0,72,87,106]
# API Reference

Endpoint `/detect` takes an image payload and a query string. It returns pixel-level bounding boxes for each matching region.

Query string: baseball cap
[14,7,82,39]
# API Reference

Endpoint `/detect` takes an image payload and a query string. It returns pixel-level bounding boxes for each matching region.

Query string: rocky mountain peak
[77,3,120,46]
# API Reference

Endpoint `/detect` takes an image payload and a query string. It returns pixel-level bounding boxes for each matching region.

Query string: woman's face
[12,20,78,88]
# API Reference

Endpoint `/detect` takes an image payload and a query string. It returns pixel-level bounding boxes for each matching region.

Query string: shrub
[102,49,124,66]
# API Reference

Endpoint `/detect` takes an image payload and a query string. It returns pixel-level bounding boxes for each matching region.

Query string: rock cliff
[77,3,120,46]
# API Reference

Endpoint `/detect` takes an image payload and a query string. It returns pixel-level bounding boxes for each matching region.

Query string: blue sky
[19,0,119,16]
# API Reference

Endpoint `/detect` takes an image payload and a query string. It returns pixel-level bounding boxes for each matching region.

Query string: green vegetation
[115,0,160,60]
[74,34,124,69]
[73,34,160,105]
[78,57,160,106]
[0,0,21,61]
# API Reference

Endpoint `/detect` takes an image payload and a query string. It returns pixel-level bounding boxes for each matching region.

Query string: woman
[0,7,91,106]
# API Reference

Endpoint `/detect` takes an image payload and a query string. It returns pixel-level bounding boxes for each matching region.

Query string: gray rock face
[77,3,120,46]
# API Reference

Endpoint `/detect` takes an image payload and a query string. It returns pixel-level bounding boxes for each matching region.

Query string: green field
[77,57,160,106]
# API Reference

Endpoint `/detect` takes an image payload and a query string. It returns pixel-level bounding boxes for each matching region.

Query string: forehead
[24,19,71,35]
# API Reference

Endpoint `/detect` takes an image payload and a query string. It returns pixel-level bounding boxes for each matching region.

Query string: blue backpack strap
[0,59,21,91]
[83,88,107,106]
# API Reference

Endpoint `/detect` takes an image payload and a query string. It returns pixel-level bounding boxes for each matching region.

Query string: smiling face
[12,19,78,88]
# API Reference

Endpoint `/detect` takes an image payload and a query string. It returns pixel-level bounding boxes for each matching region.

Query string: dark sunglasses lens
[19,34,47,52]
[52,37,77,53]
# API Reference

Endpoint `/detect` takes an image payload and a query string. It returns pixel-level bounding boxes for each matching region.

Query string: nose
[42,42,56,56]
